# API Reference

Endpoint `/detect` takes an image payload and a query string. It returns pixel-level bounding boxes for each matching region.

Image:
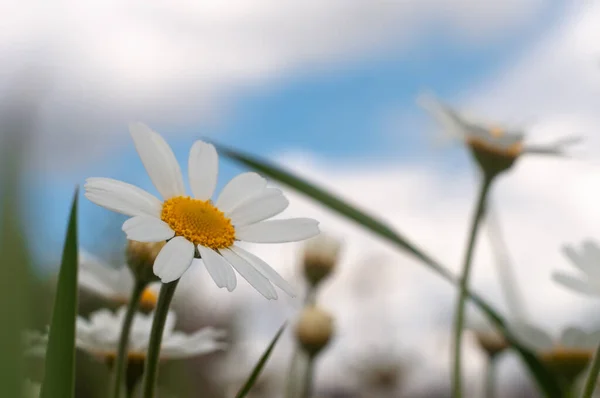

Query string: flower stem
[484,356,498,398]
[141,280,179,398]
[302,354,315,398]
[451,175,493,398]
[580,341,600,398]
[111,280,147,398]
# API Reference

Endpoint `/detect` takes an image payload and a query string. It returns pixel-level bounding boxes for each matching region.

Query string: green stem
[580,341,600,398]
[451,175,493,398]
[111,280,148,398]
[485,356,498,398]
[141,280,179,398]
[302,355,315,398]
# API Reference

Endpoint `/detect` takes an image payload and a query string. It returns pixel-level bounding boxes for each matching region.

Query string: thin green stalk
[141,280,179,398]
[286,286,317,398]
[486,203,529,321]
[451,175,493,398]
[302,355,315,398]
[580,342,600,398]
[485,356,498,398]
[111,280,148,398]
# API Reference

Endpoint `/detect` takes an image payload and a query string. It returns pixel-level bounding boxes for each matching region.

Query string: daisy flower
[84,124,320,299]
[510,322,600,383]
[79,250,160,310]
[417,92,580,175]
[23,329,48,358]
[22,380,40,398]
[76,307,226,362]
[552,239,600,297]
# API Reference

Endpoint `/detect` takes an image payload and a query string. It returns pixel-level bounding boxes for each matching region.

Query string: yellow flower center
[466,137,523,158]
[161,196,236,249]
[140,288,157,308]
[489,126,504,137]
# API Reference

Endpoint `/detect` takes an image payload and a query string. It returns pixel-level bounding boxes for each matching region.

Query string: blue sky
[23,1,566,269]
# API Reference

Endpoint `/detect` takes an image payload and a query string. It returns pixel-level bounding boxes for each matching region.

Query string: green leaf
[217,144,563,398]
[0,137,32,398]
[235,324,286,398]
[40,188,79,398]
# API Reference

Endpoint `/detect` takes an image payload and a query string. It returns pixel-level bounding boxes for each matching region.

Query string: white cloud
[1,0,546,168]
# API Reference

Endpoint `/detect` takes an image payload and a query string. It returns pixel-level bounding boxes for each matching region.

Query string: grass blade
[217,144,562,398]
[0,136,32,398]
[235,324,286,398]
[40,188,79,398]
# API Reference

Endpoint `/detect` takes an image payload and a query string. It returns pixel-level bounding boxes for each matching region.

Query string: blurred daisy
[23,329,48,357]
[22,380,40,398]
[79,250,159,310]
[510,322,600,384]
[85,123,320,299]
[76,307,227,362]
[552,239,600,297]
[417,93,580,175]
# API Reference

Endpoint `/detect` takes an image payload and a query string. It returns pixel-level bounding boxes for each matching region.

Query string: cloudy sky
[5,0,600,395]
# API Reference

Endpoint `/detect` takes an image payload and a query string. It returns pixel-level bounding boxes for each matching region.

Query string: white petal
[236,218,320,243]
[153,237,195,283]
[227,188,289,226]
[84,177,162,217]
[122,216,175,242]
[198,246,236,292]
[562,244,600,278]
[189,141,218,201]
[219,248,277,300]
[215,172,267,213]
[552,272,600,297]
[231,245,296,297]
[129,122,185,200]
[509,322,553,351]
[78,251,121,296]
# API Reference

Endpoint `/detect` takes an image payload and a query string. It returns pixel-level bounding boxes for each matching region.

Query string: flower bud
[302,234,341,288]
[295,306,334,357]
[125,240,165,284]
[540,348,592,385]
[474,330,508,358]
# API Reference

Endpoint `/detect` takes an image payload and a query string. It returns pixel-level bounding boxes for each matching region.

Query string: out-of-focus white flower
[85,123,320,299]
[552,239,600,297]
[417,92,580,175]
[22,379,40,398]
[79,250,160,310]
[76,307,227,361]
[510,322,600,382]
[23,329,48,358]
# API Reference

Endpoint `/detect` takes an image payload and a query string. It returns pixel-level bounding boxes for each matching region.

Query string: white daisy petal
[153,237,195,283]
[215,172,267,213]
[198,246,237,292]
[236,218,320,243]
[189,141,218,201]
[84,177,162,217]
[220,248,277,300]
[79,251,130,297]
[231,245,296,297]
[552,272,600,297]
[122,216,175,242]
[227,188,289,226]
[509,322,553,351]
[129,122,185,200]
